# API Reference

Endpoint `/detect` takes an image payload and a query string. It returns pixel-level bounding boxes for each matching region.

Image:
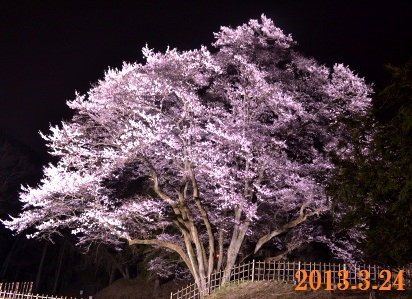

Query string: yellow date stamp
[295,269,405,291]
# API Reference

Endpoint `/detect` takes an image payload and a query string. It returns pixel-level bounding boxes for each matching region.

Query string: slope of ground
[206,280,412,299]
[94,277,187,299]
[94,278,412,299]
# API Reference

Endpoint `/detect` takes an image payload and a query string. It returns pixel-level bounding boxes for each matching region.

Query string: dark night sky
[1,1,411,159]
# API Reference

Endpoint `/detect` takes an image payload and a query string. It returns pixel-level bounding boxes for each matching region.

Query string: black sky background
[1,0,411,160]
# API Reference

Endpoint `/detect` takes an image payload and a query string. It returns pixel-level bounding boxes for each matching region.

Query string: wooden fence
[0,282,82,299]
[0,282,33,295]
[0,293,78,299]
[170,261,412,299]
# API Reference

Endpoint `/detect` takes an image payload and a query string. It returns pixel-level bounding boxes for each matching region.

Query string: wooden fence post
[251,260,255,282]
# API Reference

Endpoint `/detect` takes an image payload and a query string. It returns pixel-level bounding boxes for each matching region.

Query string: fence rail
[170,261,412,299]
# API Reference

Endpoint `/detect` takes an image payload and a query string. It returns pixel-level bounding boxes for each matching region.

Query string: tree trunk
[13,262,20,281]
[153,278,161,298]
[109,266,116,284]
[35,242,48,293]
[216,229,224,272]
[52,241,66,294]
[125,266,130,279]
[222,217,250,285]
[1,235,20,279]
[115,262,127,279]
[222,238,243,284]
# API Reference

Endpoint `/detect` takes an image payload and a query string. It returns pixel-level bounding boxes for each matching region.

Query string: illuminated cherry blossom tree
[4,15,372,292]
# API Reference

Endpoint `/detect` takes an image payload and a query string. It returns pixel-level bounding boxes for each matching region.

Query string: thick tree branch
[138,155,177,208]
[128,238,194,276]
[190,168,215,277]
[254,206,321,254]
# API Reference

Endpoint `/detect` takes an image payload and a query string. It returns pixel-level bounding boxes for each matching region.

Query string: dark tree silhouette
[329,61,412,266]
